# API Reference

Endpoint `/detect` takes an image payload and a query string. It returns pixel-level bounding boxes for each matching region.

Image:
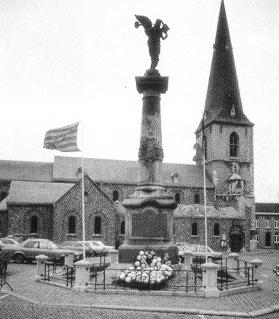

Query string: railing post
[249,259,263,284]
[201,260,220,297]
[35,255,49,281]
[73,259,91,292]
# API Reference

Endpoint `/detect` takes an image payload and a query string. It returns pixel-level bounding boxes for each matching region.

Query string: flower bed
[113,250,174,290]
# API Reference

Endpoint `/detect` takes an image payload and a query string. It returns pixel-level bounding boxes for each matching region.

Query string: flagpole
[81,122,86,260]
[201,115,208,264]
[203,152,208,263]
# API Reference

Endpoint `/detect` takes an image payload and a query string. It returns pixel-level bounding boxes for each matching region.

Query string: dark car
[2,238,83,264]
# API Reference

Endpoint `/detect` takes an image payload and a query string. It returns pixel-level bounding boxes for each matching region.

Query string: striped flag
[43,122,80,152]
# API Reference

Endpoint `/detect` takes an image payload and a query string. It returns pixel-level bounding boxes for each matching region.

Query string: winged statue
[135,15,169,71]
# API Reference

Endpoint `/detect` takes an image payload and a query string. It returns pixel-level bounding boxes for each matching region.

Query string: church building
[0,2,256,252]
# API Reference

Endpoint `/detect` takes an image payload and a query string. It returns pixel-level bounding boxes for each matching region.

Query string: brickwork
[174,216,250,251]
[53,176,117,246]
[204,124,254,196]
[0,210,8,237]
[7,204,53,239]
[255,214,279,249]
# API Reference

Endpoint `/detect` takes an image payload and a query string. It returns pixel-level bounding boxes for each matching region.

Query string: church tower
[195,1,254,201]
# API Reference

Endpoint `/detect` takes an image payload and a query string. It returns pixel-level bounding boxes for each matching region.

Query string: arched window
[214,223,220,236]
[0,192,7,201]
[230,132,239,157]
[94,216,102,234]
[30,215,38,233]
[68,215,76,234]
[120,220,125,235]
[113,190,119,202]
[192,222,198,236]
[194,193,200,204]
[175,193,181,204]
[265,232,271,247]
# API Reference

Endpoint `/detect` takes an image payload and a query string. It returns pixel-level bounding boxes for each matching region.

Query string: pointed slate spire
[197,1,253,132]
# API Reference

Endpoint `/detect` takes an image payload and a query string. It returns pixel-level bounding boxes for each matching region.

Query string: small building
[254,203,279,249]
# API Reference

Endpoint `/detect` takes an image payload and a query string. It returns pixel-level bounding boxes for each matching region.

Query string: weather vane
[135,15,169,72]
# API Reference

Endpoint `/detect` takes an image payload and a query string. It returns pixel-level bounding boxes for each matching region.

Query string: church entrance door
[229,225,244,252]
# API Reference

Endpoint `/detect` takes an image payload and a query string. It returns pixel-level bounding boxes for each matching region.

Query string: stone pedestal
[201,260,220,297]
[109,249,119,265]
[35,254,49,281]
[227,253,239,272]
[250,258,263,283]
[73,259,91,292]
[64,252,74,268]
[119,72,178,264]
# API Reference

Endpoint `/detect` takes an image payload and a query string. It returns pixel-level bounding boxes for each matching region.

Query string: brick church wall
[53,177,117,246]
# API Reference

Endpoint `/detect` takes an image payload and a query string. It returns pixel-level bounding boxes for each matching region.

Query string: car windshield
[90,241,102,247]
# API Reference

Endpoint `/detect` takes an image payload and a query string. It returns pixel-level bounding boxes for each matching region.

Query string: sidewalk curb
[3,289,279,318]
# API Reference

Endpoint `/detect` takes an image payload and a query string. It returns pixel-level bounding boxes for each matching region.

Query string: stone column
[73,259,91,292]
[35,254,49,281]
[201,260,220,297]
[119,72,178,264]
[250,258,263,283]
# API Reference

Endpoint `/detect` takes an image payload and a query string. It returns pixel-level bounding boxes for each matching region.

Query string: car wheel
[13,254,25,264]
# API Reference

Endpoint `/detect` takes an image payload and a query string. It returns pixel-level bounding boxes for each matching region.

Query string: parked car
[0,237,20,246]
[85,241,114,256]
[176,243,222,262]
[60,241,95,257]
[2,238,83,264]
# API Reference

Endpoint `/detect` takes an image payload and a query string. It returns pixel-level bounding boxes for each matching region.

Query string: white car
[85,241,114,255]
[177,243,222,261]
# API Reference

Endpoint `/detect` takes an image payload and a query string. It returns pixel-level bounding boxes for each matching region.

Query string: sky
[0,0,278,202]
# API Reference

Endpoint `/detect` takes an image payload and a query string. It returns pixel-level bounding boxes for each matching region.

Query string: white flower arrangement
[116,250,173,289]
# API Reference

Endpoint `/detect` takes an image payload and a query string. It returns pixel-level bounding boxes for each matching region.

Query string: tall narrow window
[191,222,198,236]
[175,193,181,204]
[120,220,125,235]
[94,216,102,234]
[204,136,207,160]
[30,215,38,233]
[194,193,200,204]
[68,215,76,234]
[213,223,220,236]
[113,190,119,202]
[229,132,239,157]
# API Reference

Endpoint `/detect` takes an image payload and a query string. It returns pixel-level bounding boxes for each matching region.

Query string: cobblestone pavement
[1,250,279,318]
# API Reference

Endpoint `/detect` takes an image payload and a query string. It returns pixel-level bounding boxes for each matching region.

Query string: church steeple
[197,1,253,132]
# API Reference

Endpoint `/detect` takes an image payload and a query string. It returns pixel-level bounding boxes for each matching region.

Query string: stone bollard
[250,259,263,284]
[227,253,239,272]
[184,253,192,268]
[201,260,220,297]
[64,252,74,268]
[73,259,92,292]
[35,255,49,281]
[109,249,118,265]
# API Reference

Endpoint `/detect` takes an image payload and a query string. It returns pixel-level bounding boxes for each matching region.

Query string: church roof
[197,1,253,132]
[0,160,53,182]
[255,203,279,213]
[53,156,214,188]
[174,204,245,219]
[7,181,74,205]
